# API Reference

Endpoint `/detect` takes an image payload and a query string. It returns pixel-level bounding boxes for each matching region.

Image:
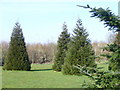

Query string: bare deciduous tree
[27,42,57,64]
[0,41,9,66]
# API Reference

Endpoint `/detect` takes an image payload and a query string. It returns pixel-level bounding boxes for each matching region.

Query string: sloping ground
[2,62,108,88]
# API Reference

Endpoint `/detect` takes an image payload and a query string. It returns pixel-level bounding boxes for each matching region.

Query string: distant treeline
[0,41,108,66]
[0,41,57,66]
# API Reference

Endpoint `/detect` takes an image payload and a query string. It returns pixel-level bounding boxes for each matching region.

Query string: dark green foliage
[3,22,31,71]
[87,72,120,88]
[102,35,120,72]
[75,65,120,88]
[62,19,96,75]
[103,43,119,53]
[95,72,120,88]
[107,33,120,72]
[52,23,70,71]
[109,32,120,72]
[77,5,120,32]
[108,48,120,72]
[89,8,120,31]
[108,51,120,72]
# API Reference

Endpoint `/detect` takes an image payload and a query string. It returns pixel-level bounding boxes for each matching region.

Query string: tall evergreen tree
[52,22,70,71]
[3,22,31,71]
[62,19,96,75]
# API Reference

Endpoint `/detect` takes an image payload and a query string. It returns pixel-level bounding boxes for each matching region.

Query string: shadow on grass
[104,62,109,64]
[97,67,104,69]
[30,69,52,71]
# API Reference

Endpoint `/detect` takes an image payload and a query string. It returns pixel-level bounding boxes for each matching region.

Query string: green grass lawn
[2,62,108,88]
[97,61,109,71]
[0,66,2,90]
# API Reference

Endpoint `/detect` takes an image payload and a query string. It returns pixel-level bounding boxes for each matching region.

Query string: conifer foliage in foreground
[52,23,70,71]
[3,22,31,71]
[62,19,96,75]
[107,32,120,72]
[77,5,120,72]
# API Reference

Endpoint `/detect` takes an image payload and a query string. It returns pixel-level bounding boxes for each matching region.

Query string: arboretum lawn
[1,61,108,88]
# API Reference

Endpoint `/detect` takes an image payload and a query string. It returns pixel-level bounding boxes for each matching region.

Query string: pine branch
[77,4,120,32]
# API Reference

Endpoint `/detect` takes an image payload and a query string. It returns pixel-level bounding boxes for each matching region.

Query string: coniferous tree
[3,22,31,71]
[52,22,70,71]
[62,19,96,75]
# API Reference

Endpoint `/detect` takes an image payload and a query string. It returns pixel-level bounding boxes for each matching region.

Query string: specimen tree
[52,22,70,71]
[3,22,31,71]
[62,19,96,75]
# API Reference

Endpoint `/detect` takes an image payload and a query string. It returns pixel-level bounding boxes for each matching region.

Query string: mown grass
[0,66,2,90]
[2,62,108,88]
[97,61,109,71]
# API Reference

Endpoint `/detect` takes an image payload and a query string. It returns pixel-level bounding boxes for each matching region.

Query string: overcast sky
[0,0,119,44]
